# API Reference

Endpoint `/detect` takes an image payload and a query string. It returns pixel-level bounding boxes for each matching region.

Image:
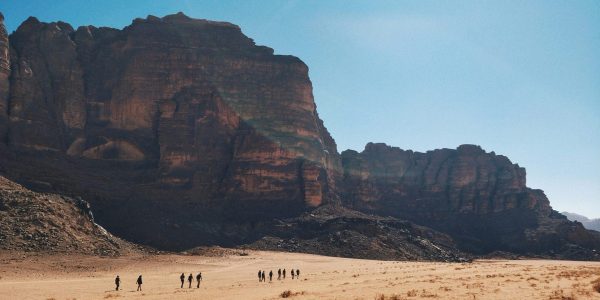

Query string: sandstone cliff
[0,12,9,141]
[342,143,600,256]
[0,13,340,249]
[0,12,597,259]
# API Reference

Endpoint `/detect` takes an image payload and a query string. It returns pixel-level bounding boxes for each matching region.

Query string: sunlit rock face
[341,143,600,254]
[0,13,341,248]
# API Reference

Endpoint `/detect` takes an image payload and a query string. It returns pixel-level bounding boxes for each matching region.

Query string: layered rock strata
[342,143,600,256]
[0,12,340,249]
[0,12,598,259]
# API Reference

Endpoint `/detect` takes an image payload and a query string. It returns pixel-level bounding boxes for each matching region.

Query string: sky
[1,0,599,218]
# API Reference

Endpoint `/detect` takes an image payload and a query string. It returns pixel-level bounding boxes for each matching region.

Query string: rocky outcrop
[0,176,138,255]
[342,143,600,257]
[246,205,469,262]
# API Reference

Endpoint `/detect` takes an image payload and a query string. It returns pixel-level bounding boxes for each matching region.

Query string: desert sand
[1,250,599,300]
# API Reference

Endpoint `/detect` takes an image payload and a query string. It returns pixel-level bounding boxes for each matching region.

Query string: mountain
[562,212,600,231]
[342,143,600,258]
[0,12,598,260]
[0,12,341,250]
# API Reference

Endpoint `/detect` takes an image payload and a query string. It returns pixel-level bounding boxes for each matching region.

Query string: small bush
[375,294,405,300]
[281,290,292,298]
[280,290,305,298]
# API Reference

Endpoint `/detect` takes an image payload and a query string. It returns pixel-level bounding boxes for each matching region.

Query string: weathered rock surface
[0,12,9,141]
[0,12,598,260]
[0,13,340,249]
[0,176,138,255]
[342,143,600,258]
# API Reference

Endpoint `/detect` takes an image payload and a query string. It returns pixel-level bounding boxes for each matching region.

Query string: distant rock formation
[562,212,600,232]
[0,12,597,260]
[342,143,600,257]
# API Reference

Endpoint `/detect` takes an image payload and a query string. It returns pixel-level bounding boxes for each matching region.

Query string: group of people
[113,268,301,291]
[258,268,300,282]
[180,272,203,288]
[114,275,143,291]
[114,272,202,292]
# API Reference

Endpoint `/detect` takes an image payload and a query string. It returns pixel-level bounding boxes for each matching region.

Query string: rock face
[0,12,340,249]
[0,176,137,255]
[0,13,9,140]
[0,12,598,259]
[342,143,600,256]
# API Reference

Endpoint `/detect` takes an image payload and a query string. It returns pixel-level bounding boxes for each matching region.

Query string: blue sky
[1,1,599,218]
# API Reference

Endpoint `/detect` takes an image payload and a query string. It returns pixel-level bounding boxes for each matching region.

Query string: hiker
[291,269,295,279]
[196,272,202,288]
[261,270,266,282]
[278,269,281,280]
[136,275,143,291]
[269,270,273,282]
[188,273,193,288]
[283,268,286,279]
[180,273,185,288]
[115,275,120,291]
[296,269,300,278]
[258,270,262,282]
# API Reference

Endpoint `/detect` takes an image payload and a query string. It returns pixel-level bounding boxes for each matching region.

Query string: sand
[1,250,599,300]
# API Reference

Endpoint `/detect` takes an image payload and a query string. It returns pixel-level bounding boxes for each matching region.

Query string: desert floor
[1,250,600,300]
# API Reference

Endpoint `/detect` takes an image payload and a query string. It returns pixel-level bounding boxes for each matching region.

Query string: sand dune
[1,250,599,300]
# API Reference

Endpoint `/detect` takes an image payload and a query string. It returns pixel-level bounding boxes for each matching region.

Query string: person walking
[296,269,300,279]
[196,272,202,288]
[269,270,273,282]
[261,270,266,282]
[136,275,143,291]
[187,273,193,288]
[278,269,281,280]
[180,273,185,288]
[283,269,286,279]
[291,269,295,280]
[115,275,120,291]
[258,270,262,282]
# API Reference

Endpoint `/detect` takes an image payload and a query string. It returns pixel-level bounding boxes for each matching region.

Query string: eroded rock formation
[342,143,600,256]
[0,12,597,259]
[0,12,340,249]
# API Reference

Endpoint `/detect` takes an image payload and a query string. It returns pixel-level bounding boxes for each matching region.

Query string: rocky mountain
[342,143,600,257]
[0,12,340,250]
[563,212,600,232]
[0,176,137,255]
[0,12,598,260]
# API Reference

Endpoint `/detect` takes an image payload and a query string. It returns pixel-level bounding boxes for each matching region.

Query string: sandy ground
[1,251,600,300]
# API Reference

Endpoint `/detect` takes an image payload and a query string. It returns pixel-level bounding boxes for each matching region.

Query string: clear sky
[1,1,599,218]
